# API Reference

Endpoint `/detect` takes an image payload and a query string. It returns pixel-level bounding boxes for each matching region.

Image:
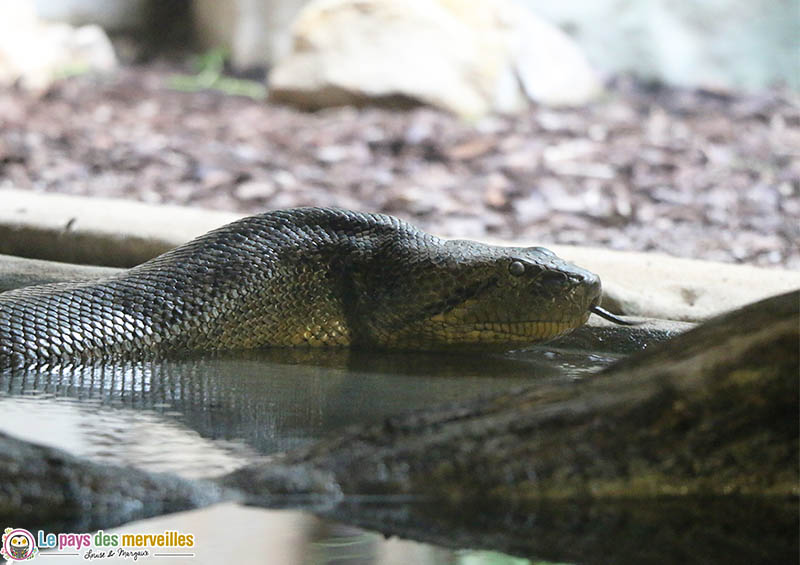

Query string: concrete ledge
[537,245,800,322]
[2,188,798,321]
[0,189,240,267]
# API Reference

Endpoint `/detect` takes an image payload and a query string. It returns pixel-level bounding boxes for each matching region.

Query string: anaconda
[0,208,604,368]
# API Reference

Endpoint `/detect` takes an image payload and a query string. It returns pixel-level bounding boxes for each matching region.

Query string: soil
[0,65,797,269]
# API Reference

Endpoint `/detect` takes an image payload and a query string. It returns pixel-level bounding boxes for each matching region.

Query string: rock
[269,0,600,117]
[542,244,800,322]
[194,0,308,69]
[521,0,800,91]
[0,0,117,90]
[0,430,229,533]
[34,0,147,32]
[506,1,602,107]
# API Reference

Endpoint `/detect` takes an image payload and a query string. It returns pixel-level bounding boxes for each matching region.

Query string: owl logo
[1,528,37,561]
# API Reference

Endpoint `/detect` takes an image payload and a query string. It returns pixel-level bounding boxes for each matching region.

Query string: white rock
[269,0,600,117]
[501,1,602,107]
[194,0,308,70]
[0,0,117,90]
[34,0,147,32]
[521,0,799,91]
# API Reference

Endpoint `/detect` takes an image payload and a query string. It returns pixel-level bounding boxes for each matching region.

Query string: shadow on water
[320,496,798,565]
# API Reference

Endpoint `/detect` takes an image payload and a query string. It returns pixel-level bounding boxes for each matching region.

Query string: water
[0,348,612,477]
[3,348,795,564]
[0,347,615,564]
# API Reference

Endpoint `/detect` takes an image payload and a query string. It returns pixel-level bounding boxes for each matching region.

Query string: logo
[2,528,38,561]
[1,527,196,561]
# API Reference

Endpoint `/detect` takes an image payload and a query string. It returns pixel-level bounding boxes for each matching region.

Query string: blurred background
[1,0,798,267]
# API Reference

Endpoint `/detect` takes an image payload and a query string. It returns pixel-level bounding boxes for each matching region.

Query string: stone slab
[0,188,240,267]
[540,244,800,322]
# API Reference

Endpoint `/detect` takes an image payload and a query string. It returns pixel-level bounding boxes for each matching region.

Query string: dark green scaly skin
[0,208,601,368]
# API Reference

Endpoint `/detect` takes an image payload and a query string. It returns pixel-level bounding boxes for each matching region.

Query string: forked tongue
[590,305,639,326]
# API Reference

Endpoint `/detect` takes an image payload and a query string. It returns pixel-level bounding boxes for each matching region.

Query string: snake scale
[0,208,606,368]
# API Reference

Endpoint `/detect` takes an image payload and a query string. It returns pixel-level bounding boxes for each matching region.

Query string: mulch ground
[1,65,797,269]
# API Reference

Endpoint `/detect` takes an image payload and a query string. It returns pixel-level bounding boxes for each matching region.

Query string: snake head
[357,240,602,351]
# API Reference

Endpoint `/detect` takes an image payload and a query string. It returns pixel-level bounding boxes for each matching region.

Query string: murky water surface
[4,348,793,564]
[0,347,615,564]
[0,348,613,477]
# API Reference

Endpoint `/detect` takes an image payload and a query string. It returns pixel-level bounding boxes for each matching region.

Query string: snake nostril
[563,271,601,294]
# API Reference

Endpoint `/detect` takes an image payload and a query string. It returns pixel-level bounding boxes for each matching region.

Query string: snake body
[0,208,601,368]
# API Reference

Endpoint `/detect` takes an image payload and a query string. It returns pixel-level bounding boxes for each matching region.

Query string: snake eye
[508,260,525,276]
